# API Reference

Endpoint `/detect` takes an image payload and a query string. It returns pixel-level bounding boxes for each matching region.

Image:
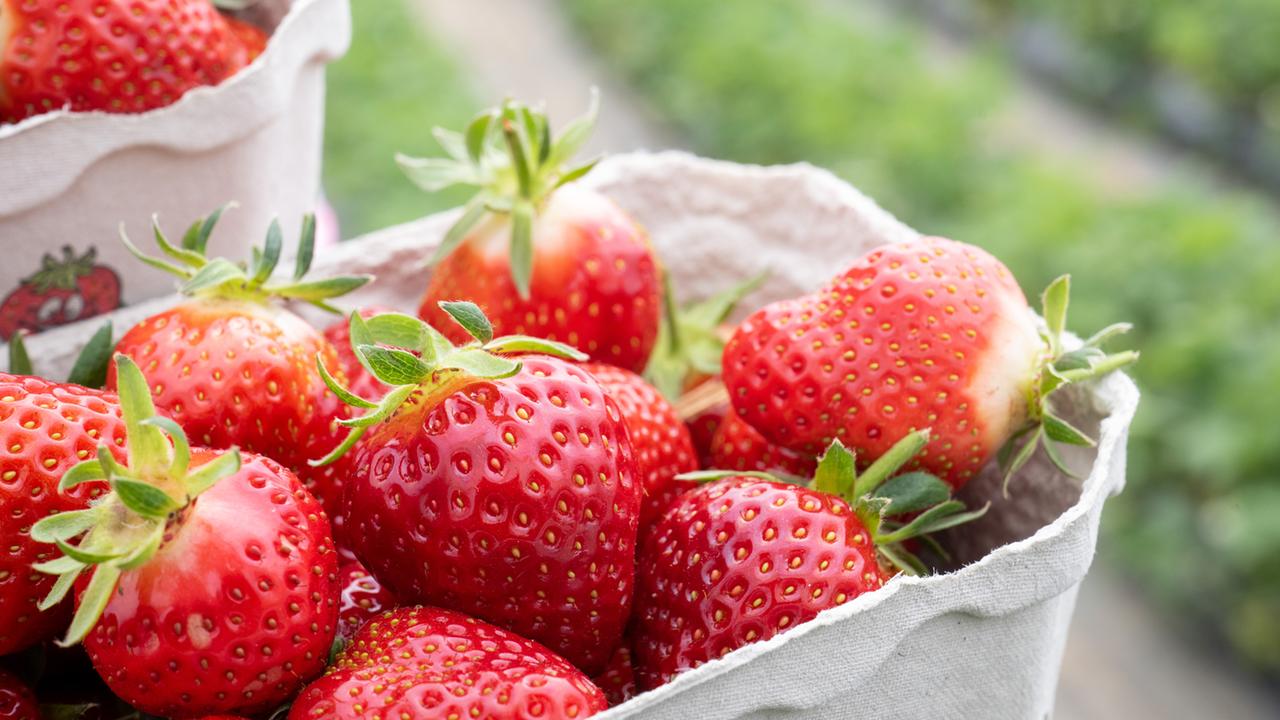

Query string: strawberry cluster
[0,94,1135,719]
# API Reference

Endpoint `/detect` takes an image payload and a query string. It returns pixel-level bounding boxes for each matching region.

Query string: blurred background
[321,1,1280,717]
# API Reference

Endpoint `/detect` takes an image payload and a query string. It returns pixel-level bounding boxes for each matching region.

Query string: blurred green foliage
[323,0,476,237]
[564,0,1280,673]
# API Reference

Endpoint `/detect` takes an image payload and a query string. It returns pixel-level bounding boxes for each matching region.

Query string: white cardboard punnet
[0,0,350,327]
[13,153,1138,720]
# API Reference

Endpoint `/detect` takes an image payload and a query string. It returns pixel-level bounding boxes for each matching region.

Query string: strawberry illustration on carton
[0,245,121,340]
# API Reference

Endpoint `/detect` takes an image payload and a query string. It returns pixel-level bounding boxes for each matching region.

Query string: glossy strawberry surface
[633,477,887,689]
[0,374,124,655]
[419,186,661,373]
[0,669,37,720]
[335,560,395,646]
[343,356,639,673]
[81,451,339,717]
[722,237,1042,488]
[0,0,266,122]
[592,641,637,707]
[110,300,352,517]
[584,362,697,531]
[289,606,607,720]
[710,406,817,478]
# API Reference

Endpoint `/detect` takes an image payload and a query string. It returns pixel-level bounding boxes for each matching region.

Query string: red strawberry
[288,606,608,720]
[710,405,817,478]
[633,432,985,689]
[0,0,266,122]
[0,669,38,720]
[316,304,640,673]
[722,238,1137,488]
[0,373,123,656]
[335,560,396,646]
[685,399,724,467]
[0,247,121,341]
[583,362,697,532]
[322,306,394,402]
[30,355,339,717]
[402,94,661,373]
[109,209,370,522]
[592,641,637,707]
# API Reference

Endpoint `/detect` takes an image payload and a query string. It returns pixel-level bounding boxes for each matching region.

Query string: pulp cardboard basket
[0,0,351,335]
[18,152,1139,720]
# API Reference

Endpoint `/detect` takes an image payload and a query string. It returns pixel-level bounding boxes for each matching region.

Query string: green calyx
[22,246,100,293]
[1002,275,1140,491]
[396,91,602,298]
[311,301,588,467]
[30,355,242,646]
[5,321,114,388]
[645,271,766,401]
[679,430,988,576]
[122,205,372,313]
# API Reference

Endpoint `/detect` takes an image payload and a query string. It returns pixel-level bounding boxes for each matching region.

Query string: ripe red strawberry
[401,94,661,373]
[288,606,608,720]
[592,641,637,707]
[335,560,396,646]
[31,355,339,717]
[110,209,370,522]
[316,304,640,673]
[322,306,393,402]
[685,400,724,467]
[0,0,266,123]
[0,669,38,720]
[633,432,985,689]
[710,405,817,478]
[583,362,697,531]
[0,373,124,656]
[0,246,122,341]
[722,238,1137,488]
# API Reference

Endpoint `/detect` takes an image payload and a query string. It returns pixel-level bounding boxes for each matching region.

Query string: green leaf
[483,335,588,361]
[54,539,120,566]
[544,87,599,173]
[191,204,230,254]
[1041,434,1080,478]
[66,322,114,388]
[184,449,242,498]
[360,345,433,385]
[364,312,431,353]
[674,469,779,484]
[433,126,469,161]
[509,201,535,298]
[853,429,931,498]
[876,543,927,576]
[464,109,496,163]
[437,348,521,379]
[552,158,601,190]
[432,197,489,265]
[7,331,32,376]
[396,155,480,192]
[1001,429,1042,496]
[30,509,99,544]
[37,564,84,610]
[112,355,168,477]
[140,416,190,478]
[111,478,180,518]
[32,554,83,576]
[1083,322,1133,349]
[250,219,284,285]
[271,275,372,302]
[813,440,856,496]
[439,301,493,343]
[60,564,121,646]
[1042,411,1096,447]
[294,213,317,280]
[180,258,246,296]
[151,216,208,268]
[873,472,951,516]
[120,223,190,279]
[56,459,106,492]
[1040,275,1070,356]
[317,354,377,409]
[503,117,534,200]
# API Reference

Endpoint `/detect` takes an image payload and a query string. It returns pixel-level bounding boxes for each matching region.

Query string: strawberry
[722,238,1137,489]
[0,669,38,720]
[322,306,394,402]
[685,401,724,467]
[0,247,121,341]
[30,355,339,717]
[583,362,697,532]
[710,405,817,478]
[0,0,267,122]
[633,431,985,689]
[109,209,370,522]
[288,606,608,720]
[0,373,124,656]
[400,93,662,373]
[335,559,396,647]
[315,303,640,673]
[592,641,637,707]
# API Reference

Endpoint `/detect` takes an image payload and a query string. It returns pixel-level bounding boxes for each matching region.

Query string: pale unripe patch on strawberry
[964,289,1042,462]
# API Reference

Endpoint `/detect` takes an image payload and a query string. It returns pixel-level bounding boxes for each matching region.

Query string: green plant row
[563,0,1280,674]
